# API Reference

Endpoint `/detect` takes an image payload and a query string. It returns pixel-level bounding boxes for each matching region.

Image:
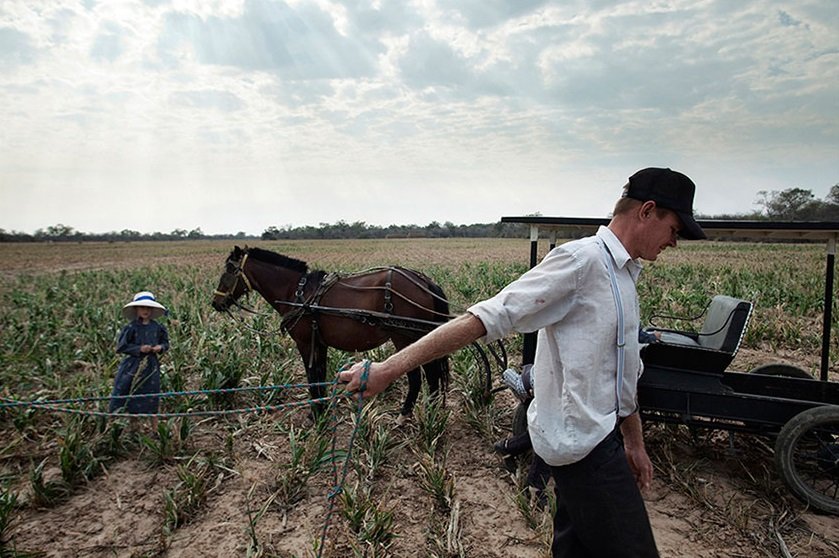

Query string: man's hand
[620,412,653,490]
[338,360,390,399]
[624,443,653,491]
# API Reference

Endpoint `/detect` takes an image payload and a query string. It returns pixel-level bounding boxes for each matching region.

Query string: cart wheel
[466,342,493,399]
[774,405,839,514]
[751,363,813,379]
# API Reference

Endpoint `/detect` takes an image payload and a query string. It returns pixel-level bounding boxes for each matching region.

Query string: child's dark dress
[109,319,169,414]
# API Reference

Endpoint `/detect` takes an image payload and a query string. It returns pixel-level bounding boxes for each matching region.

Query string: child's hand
[140,345,153,353]
[152,345,163,353]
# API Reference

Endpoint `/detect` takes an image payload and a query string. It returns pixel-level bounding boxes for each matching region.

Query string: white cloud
[0,26,38,68]
[0,0,837,235]
[156,0,381,78]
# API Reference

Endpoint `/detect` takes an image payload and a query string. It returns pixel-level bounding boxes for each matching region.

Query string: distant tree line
[0,224,252,243]
[260,220,528,240]
[260,185,839,240]
[700,185,839,221]
[2,185,837,243]
[754,185,839,221]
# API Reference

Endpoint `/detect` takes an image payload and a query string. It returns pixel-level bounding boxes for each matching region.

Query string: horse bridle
[214,252,254,307]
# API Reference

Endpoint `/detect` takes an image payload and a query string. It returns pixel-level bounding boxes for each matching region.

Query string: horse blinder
[212,257,249,311]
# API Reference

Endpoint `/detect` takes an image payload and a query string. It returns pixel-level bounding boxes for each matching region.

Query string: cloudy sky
[1,1,837,235]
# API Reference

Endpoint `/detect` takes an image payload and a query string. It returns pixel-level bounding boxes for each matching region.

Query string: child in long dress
[109,291,169,425]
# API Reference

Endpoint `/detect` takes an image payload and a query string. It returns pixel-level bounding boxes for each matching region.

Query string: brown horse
[211,246,450,417]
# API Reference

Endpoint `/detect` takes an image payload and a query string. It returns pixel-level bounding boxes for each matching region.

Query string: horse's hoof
[396,413,412,427]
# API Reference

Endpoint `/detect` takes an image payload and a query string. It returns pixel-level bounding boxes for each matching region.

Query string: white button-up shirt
[468,226,643,466]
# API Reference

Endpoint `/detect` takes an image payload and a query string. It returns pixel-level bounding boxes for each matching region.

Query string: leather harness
[281,269,396,369]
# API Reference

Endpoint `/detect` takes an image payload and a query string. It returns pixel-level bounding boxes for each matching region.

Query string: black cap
[624,167,706,240]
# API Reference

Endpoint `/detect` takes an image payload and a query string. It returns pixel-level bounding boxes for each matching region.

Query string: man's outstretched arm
[338,312,487,397]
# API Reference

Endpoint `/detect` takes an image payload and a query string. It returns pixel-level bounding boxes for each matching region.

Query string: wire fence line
[1,361,373,558]
[0,380,341,418]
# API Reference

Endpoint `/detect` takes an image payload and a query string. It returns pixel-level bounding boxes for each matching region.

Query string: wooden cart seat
[641,295,753,374]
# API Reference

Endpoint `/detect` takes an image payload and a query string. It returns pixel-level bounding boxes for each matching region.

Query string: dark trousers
[549,430,659,558]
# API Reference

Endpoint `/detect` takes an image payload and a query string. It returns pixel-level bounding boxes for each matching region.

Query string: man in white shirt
[340,167,706,557]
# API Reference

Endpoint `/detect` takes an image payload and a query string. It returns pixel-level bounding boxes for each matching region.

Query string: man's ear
[639,200,657,220]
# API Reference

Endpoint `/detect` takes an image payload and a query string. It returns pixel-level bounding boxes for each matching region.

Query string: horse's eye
[226,262,236,273]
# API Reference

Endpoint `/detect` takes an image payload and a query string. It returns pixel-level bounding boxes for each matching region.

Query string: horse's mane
[243,247,308,273]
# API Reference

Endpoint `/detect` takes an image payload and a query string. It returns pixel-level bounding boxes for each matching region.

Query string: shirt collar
[596,226,643,280]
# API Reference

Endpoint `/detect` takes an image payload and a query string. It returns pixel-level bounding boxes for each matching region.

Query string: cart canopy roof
[500,217,839,242]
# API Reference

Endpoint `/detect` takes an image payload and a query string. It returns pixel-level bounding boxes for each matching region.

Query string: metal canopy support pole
[529,224,539,267]
[522,225,540,366]
[820,235,837,381]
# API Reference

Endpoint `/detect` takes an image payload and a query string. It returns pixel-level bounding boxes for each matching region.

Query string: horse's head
[212,246,251,312]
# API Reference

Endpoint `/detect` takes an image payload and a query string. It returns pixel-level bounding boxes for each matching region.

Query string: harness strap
[308,320,319,369]
[295,275,307,303]
[239,253,254,292]
[282,272,339,340]
[384,269,393,313]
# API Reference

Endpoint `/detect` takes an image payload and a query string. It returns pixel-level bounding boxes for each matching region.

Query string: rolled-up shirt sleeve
[468,247,581,344]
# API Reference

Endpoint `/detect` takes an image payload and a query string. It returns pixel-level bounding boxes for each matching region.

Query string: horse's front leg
[297,339,328,421]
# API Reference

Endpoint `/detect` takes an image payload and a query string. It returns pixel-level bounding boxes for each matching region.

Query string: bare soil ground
[6,363,839,558]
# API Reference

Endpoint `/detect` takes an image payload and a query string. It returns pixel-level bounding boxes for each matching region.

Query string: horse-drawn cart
[500,216,839,514]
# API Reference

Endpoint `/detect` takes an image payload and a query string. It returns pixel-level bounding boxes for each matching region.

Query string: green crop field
[0,239,832,413]
[1,238,837,556]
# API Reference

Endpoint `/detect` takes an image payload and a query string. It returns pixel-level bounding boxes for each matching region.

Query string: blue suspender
[599,240,625,416]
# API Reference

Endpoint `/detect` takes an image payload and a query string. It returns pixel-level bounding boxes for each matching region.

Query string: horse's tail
[424,278,451,393]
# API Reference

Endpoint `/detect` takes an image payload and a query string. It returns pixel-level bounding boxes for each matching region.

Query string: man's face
[639,207,681,261]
